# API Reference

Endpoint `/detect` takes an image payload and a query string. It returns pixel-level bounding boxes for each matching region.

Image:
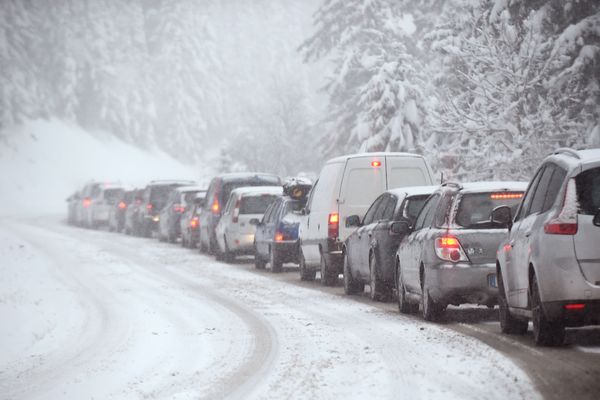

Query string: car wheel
[270,246,283,273]
[168,229,176,243]
[299,247,316,281]
[254,241,266,270]
[531,274,565,346]
[369,252,389,302]
[396,262,418,314]
[498,268,528,334]
[199,231,207,253]
[421,270,444,322]
[343,251,364,295]
[320,253,337,286]
[223,236,234,263]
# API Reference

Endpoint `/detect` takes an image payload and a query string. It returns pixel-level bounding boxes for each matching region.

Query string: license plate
[488,274,497,288]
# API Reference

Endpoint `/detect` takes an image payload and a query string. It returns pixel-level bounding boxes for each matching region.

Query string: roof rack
[554,148,581,159]
[441,181,462,189]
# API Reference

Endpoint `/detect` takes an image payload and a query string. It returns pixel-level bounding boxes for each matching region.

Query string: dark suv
[137,180,196,237]
[199,173,282,254]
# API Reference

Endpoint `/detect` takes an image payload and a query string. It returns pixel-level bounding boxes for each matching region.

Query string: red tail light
[146,203,153,210]
[173,204,185,213]
[328,213,339,239]
[190,217,199,229]
[211,198,220,213]
[118,201,127,209]
[83,197,91,208]
[435,235,468,262]
[232,199,241,223]
[275,232,284,242]
[564,303,585,310]
[545,178,578,235]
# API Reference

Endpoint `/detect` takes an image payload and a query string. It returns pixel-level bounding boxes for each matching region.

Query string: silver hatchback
[494,148,600,346]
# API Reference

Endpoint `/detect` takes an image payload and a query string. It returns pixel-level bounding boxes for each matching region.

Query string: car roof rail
[554,148,581,159]
[441,181,462,190]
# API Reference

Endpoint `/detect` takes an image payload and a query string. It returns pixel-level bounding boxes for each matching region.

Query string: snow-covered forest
[1,0,599,180]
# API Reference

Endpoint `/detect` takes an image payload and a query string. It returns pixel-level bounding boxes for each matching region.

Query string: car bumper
[543,300,600,326]
[273,240,299,264]
[427,262,498,306]
[227,233,255,254]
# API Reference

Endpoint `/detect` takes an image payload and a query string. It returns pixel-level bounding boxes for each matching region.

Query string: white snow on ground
[0,119,205,216]
[0,216,541,400]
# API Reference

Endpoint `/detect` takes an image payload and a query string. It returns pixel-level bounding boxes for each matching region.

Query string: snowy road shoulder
[1,216,541,399]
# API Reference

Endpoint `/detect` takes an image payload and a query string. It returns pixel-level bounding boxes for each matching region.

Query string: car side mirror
[491,205,513,231]
[301,208,308,216]
[390,220,410,235]
[345,215,361,228]
[249,218,260,226]
[593,209,600,227]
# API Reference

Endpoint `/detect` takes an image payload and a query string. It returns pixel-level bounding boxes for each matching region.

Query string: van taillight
[83,197,91,208]
[173,204,185,213]
[435,236,468,262]
[190,217,199,229]
[211,198,220,213]
[232,199,241,223]
[544,178,578,235]
[328,213,339,239]
[118,201,127,209]
[146,203,153,210]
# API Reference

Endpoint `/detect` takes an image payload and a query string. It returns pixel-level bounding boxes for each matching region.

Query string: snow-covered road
[0,216,596,399]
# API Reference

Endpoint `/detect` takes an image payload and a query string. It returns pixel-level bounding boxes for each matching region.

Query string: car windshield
[576,167,600,215]
[239,194,278,214]
[284,200,303,214]
[455,192,523,228]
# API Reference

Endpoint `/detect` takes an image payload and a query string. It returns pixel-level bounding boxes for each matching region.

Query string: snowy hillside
[0,120,204,216]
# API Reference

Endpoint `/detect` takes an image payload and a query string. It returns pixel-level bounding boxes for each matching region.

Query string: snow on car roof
[327,152,425,164]
[548,148,600,169]
[387,185,439,197]
[148,179,197,186]
[456,181,528,193]
[230,186,283,196]
[218,172,280,182]
[175,185,206,193]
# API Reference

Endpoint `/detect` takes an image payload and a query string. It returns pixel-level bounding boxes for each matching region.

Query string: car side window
[528,165,555,216]
[414,194,440,231]
[373,195,390,222]
[514,167,545,221]
[381,195,397,221]
[223,194,235,214]
[305,180,318,214]
[363,195,384,225]
[542,166,567,213]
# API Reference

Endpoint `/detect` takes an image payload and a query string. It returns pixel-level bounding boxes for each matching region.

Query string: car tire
[397,262,418,314]
[299,248,316,281]
[343,252,364,295]
[531,274,565,346]
[320,253,337,286]
[254,242,266,270]
[498,268,528,334]
[199,231,208,253]
[369,252,389,302]
[421,271,444,322]
[223,236,234,263]
[270,246,283,273]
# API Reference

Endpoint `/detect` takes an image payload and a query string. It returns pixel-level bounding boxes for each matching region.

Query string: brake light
[190,217,199,229]
[83,197,91,208]
[371,160,381,168]
[118,201,127,209]
[564,303,585,310]
[328,213,339,239]
[275,232,284,242]
[544,178,578,235]
[211,198,220,213]
[490,193,523,200]
[146,203,153,210]
[173,204,185,213]
[232,199,241,223]
[435,235,468,262]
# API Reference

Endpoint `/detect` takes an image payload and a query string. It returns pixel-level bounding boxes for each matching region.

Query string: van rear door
[385,155,433,189]
[338,156,387,241]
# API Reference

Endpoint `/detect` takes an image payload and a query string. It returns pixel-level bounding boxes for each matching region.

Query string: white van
[298,152,434,285]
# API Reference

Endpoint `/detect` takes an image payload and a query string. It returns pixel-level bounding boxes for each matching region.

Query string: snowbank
[0,119,205,216]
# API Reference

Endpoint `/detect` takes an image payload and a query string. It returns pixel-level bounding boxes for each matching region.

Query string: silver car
[494,148,600,346]
[395,181,527,321]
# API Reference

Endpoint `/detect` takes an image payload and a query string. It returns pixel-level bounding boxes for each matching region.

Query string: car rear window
[239,195,278,214]
[576,167,600,215]
[221,180,279,204]
[104,188,123,203]
[182,191,200,205]
[402,195,430,222]
[455,192,523,228]
[151,185,179,208]
[285,200,303,214]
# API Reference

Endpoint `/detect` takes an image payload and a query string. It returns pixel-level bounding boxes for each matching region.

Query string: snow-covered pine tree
[300,0,426,157]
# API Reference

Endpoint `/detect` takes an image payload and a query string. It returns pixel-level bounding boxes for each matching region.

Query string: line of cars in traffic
[66,149,600,346]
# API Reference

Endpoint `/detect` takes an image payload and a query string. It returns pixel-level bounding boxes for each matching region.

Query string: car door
[507,165,553,308]
[346,195,383,279]
[371,194,400,273]
[358,195,390,278]
[400,194,441,293]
